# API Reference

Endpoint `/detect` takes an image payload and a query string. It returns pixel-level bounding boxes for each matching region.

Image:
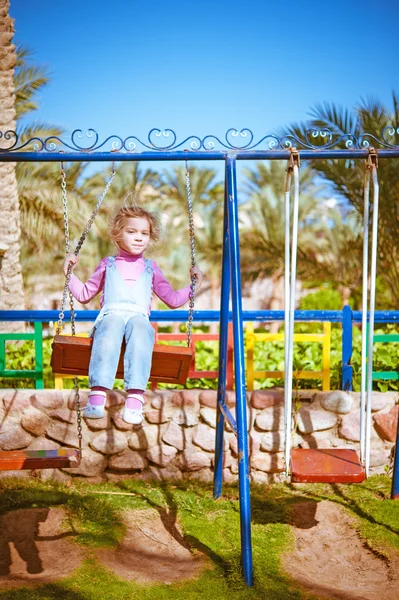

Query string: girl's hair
[110,205,161,245]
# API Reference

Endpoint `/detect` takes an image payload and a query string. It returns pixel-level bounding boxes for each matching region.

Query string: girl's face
[118,216,151,255]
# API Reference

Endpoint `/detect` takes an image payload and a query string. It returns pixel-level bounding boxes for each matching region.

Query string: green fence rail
[372,333,399,381]
[0,322,44,389]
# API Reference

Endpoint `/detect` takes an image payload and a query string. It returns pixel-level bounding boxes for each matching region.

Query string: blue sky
[10,0,399,139]
[9,0,399,182]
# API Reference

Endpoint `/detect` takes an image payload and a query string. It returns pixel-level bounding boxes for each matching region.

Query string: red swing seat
[0,449,80,471]
[290,448,366,483]
[51,334,193,385]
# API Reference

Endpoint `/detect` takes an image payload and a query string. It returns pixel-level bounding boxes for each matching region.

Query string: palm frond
[14,46,51,119]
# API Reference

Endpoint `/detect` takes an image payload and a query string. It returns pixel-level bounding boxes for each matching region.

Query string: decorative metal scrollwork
[0,127,398,153]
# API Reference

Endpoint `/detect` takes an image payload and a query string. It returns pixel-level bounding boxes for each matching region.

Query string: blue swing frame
[1,127,399,586]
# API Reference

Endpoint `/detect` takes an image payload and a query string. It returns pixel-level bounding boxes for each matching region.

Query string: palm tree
[11,46,97,303]
[135,165,224,333]
[0,1,25,330]
[287,95,399,307]
[157,165,222,292]
[19,162,97,297]
[240,161,321,279]
[297,205,365,306]
[190,182,224,309]
[80,162,162,270]
[13,44,66,294]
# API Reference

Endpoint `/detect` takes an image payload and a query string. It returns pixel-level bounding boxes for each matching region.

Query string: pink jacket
[68,249,191,311]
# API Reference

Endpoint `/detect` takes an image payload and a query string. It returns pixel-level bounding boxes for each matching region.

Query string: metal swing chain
[74,164,116,256]
[57,163,116,334]
[56,163,115,459]
[185,162,197,348]
[56,166,73,335]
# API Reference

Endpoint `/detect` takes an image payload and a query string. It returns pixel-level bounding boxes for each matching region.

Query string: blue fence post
[214,161,230,500]
[226,154,253,586]
[342,305,353,391]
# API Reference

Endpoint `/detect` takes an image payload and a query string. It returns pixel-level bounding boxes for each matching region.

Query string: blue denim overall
[89,256,155,390]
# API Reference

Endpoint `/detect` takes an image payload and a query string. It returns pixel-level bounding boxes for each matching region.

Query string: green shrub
[299,286,343,310]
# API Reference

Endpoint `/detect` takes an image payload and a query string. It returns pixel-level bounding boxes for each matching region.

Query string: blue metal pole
[226,154,253,586]
[1,149,399,163]
[213,162,231,500]
[342,305,353,391]
[4,309,399,323]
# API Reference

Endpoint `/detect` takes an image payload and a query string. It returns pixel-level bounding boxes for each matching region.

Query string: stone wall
[0,388,397,484]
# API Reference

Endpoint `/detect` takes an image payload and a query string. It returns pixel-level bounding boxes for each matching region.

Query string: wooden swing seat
[290,448,365,483]
[51,334,193,385]
[0,448,80,471]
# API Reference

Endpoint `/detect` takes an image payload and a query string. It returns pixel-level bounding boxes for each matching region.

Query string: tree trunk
[339,285,351,308]
[0,0,25,331]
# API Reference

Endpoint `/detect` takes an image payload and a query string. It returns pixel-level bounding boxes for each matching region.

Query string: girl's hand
[190,265,203,291]
[64,254,78,277]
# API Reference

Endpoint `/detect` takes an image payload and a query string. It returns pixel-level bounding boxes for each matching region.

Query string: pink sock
[126,389,144,410]
[89,386,108,405]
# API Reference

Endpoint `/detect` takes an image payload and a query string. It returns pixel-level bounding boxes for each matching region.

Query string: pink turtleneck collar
[116,249,144,262]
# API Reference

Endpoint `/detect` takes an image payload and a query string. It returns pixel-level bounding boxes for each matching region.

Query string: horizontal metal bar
[352,311,399,322]
[0,149,398,162]
[2,309,399,323]
[0,151,224,162]
[0,309,345,322]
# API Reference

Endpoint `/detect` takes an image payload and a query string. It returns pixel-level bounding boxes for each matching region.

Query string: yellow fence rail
[245,322,331,391]
[54,323,331,392]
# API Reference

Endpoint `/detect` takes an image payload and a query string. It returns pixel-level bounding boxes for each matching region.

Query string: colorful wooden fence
[151,323,234,389]
[0,322,44,389]
[372,333,399,382]
[245,322,331,391]
[2,311,399,391]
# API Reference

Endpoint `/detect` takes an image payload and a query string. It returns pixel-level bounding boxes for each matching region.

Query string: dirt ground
[283,500,399,600]
[0,506,205,589]
[97,508,206,584]
[0,507,84,590]
[0,500,398,597]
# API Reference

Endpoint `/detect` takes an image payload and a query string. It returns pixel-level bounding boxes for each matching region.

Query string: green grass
[0,476,397,599]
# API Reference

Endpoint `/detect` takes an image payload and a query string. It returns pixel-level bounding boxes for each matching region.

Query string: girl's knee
[126,315,153,337]
[97,314,125,332]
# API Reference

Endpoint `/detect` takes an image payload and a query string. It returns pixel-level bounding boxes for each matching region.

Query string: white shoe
[84,390,107,419]
[122,395,144,425]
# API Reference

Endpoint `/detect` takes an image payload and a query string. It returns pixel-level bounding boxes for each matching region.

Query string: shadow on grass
[328,483,399,535]
[112,479,321,597]
[0,584,91,600]
[115,480,235,582]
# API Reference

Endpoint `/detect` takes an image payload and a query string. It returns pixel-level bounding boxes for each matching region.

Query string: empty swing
[282,150,379,484]
[51,161,196,386]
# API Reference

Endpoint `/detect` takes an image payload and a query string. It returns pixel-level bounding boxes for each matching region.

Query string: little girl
[64,205,203,425]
